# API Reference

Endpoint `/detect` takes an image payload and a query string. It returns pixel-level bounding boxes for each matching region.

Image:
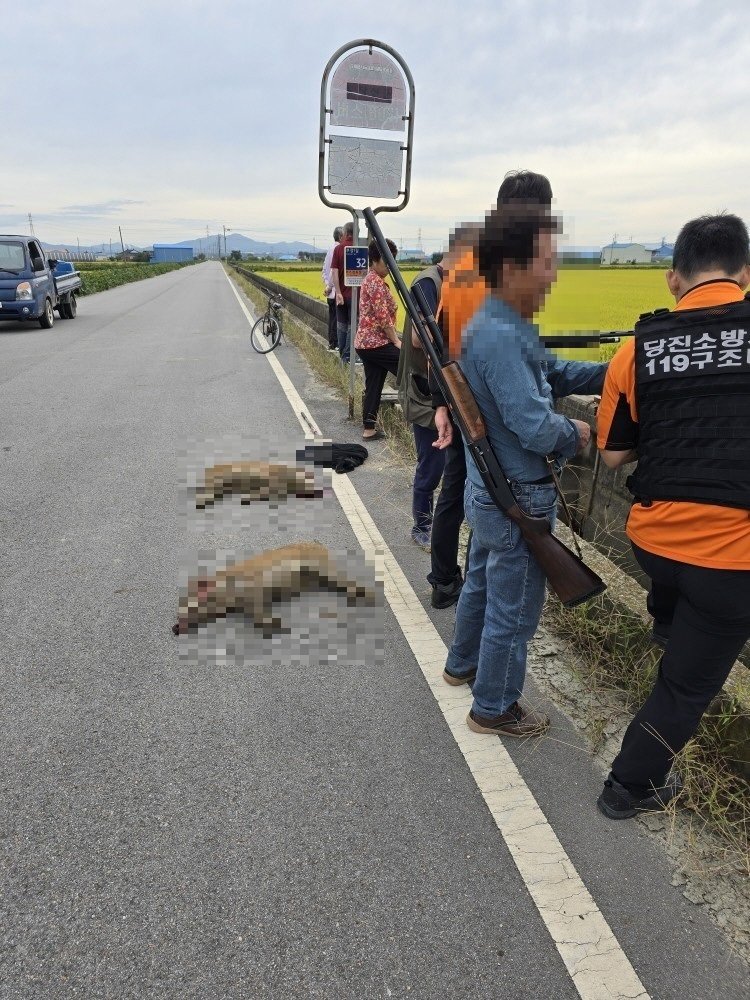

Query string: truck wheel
[39,298,54,329]
[67,294,77,318]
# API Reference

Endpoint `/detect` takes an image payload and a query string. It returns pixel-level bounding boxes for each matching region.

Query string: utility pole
[109,238,112,256]
[222,225,230,260]
[119,226,125,256]
[28,213,35,238]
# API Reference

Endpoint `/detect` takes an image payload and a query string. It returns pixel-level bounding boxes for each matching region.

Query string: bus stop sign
[344,246,369,287]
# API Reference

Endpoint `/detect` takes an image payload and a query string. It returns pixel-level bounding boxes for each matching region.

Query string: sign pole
[318,39,415,422]
[348,210,362,417]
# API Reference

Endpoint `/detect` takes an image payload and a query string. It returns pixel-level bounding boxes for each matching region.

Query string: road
[1,261,747,999]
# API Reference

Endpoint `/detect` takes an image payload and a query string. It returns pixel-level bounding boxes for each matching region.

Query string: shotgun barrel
[363,206,606,608]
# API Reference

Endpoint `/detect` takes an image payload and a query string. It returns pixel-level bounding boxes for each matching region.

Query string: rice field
[257,266,674,360]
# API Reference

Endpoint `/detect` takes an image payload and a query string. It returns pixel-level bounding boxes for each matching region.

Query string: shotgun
[541,333,624,348]
[363,207,606,608]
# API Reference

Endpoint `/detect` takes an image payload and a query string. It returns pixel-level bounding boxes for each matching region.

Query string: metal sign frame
[318,39,415,417]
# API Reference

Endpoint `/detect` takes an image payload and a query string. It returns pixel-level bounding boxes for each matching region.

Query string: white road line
[225,270,650,1000]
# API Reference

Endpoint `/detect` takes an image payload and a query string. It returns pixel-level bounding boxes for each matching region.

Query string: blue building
[151,244,193,263]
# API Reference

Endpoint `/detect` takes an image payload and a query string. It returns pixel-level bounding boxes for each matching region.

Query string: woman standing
[355,238,401,441]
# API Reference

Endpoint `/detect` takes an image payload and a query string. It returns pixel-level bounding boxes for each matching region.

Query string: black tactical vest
[626,291,750,510]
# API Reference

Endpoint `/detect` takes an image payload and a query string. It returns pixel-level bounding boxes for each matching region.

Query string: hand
[571,419,591,452]
[433,406,453,449]
[336,292,344,306]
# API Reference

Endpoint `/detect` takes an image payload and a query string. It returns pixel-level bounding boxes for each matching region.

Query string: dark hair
[477,203,560,289]
[448,223,481,252]
[333,226,343,241]
[498,170,552,207]
[343,222,354,237]
[369,238,398,264]
[672,213,750,280]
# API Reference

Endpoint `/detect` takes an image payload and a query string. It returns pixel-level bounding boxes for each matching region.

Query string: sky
[3,0,749,252]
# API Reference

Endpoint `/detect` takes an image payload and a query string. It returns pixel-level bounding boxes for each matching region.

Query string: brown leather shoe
[467,702,550,738]
[442,666,477,686]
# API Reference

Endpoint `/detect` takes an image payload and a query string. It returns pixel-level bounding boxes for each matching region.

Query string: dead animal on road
[172,542,377,638]
[195,461,324,509]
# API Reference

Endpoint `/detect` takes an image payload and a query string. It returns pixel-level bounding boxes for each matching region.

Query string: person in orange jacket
[595,212,750,819]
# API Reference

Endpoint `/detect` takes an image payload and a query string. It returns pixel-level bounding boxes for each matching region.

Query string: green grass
[257,267,674,362]
[77,261,194,295]
[256,268,420,333]
[538,268,673,332]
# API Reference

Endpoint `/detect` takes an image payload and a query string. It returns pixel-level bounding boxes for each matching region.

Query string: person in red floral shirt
[354,238,401,440]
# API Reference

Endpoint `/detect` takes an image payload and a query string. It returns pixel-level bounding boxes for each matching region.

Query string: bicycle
[250,295,284,354]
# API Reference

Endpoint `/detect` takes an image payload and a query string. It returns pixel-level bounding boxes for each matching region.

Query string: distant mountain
[172,233,318,257]
[40,240,144,254]
[37,233,318,258]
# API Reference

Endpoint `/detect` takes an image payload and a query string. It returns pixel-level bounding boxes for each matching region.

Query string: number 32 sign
[344,246,369,287]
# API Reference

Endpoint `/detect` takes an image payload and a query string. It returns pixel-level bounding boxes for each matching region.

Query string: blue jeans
[445,479,557,717]
[336,301,351,362]
[412,423,445,529]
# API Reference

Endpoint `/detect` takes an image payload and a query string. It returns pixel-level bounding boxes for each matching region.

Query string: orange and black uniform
[597,279,750,795]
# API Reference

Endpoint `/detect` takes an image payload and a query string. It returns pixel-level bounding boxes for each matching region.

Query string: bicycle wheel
[250,315,281,354]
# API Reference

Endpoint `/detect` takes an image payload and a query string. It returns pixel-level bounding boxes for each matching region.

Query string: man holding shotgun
[440,204,608,737]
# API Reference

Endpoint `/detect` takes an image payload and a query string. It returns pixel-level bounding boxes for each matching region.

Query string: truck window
[28,241,44,269]
[0,242,26,271]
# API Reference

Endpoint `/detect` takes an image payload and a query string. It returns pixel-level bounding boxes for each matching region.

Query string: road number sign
[344,246,369,287]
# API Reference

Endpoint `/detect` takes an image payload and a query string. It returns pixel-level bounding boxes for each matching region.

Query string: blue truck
[0,235,82,329]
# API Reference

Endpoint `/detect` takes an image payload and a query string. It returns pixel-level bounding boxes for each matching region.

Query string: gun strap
[546,457,584,561]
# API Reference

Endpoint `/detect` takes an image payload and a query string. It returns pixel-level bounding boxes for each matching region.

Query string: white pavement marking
[225,271,650,1000]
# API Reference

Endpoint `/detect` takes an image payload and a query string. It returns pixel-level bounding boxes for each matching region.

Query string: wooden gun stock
[442,363,486,443]
[507,506,606,607]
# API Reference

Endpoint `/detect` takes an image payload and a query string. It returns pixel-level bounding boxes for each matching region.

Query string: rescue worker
[596,212,750,819]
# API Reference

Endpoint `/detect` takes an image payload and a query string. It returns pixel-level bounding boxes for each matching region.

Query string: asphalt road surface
[1,262,747,999]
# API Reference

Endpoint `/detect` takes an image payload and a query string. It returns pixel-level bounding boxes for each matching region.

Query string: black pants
[427,420,467,587]
[357,343,400,429]
[327,297,338,348]
[611,543,750,796]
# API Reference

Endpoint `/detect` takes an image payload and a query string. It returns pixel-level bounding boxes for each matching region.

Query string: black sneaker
[597,771,682,820]
[431,572,464,609]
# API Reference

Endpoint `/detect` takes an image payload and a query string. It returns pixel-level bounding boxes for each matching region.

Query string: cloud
[3,0,750,248]
[59,199,144,217]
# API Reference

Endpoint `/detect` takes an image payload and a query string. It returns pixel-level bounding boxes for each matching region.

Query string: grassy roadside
[77,260,195,296]
[228,263,750,883]
[545,585,750,878]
